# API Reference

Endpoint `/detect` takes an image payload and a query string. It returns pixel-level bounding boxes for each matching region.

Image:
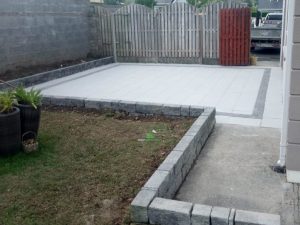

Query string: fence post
[111,14,117,62]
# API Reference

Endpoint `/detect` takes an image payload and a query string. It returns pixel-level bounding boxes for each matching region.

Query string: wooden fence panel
[89,5,113,57]
[202,1,245,64]
[219,8,251,66]
[90,3,202,64]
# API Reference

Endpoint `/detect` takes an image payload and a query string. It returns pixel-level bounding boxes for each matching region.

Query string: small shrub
[0,91,15,114]
[14,87,42,109]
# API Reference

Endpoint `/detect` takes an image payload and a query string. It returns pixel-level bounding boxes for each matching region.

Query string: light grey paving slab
[34,63,267,117]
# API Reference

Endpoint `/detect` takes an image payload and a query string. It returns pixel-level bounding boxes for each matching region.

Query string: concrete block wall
[0,0,90,74]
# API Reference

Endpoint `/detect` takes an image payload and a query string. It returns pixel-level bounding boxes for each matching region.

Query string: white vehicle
[262,12,283,28]
[251,12,283,49]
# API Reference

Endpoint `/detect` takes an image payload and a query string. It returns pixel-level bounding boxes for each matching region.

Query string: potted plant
[14,87,42,141]
[0,91,21,156]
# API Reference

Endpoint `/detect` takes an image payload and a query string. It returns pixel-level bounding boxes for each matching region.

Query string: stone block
[164,173,183,199]
[148,198,193,225]
[191,204,212,225]
[41,96,52,105]
[180,105,190,117]
[229,209,236,225]
[136,102,163,115]
[181,149,197,179]
[118,100,136,113]
[174,135,195,152]
[158,161,175,174]
[98,99,112,110]
[211,207,230,225]
[51,96,85,107]
[162,104,181,116]
[202,107,216,118]
[185,123,202,137]
[143,170,170,197]
[110,100,121,111]
[190,105,205,117]
[131,189,157,223]
[159,151,184,175]
[84,98,101,109]
[235,210,280,225]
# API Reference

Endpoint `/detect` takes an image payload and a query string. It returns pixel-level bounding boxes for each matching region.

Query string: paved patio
[34,63,283,128]
[33,62,285,220]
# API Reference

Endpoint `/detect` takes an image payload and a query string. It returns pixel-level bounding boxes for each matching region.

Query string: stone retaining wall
[146,198,280,225]
[41,97,207,118]
[0,57,114,90]
[39,94,281,225]
[131,107,216,223]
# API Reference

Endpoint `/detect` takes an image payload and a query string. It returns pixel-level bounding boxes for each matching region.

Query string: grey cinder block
[162,104,181,116]
[164,173,183,199]
[135,102,163,115]
[158,161,175,174]
[143,170,170,197]
[185,123,202,137]
[98,99,113,110]
[41,95,52,105]
[118,100,136,113]
[190,105,205,117]
[148,198,193,225]
[84,98,101,109]
[194,115,208,127]
[174,135,195,152]
[180,105,190,117]
[158,150,184,177]
[110,100,121,111]
[235,210,280,225]
[51,96,85,107]
[229,209,236,225]
[191,204,212,225]
[131,189,157,223]
[202,107,216,117]
[211,207,231,225]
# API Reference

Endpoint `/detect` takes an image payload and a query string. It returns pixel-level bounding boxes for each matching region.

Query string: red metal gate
[219,8,251,66]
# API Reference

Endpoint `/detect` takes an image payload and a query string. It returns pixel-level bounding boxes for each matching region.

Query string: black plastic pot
[18,104,41,140]
[0,107,21,156]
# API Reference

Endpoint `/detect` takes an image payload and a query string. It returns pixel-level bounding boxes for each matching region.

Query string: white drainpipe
[276,0,293,170]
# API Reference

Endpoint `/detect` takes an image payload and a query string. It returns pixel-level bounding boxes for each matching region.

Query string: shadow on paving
[176,124,285,215]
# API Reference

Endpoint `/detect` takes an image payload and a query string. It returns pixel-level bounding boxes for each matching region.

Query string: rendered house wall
[286,0,300,183]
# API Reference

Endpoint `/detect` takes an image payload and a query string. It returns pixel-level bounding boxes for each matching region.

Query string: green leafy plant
[0,91,15,114]
[14,87,42,109]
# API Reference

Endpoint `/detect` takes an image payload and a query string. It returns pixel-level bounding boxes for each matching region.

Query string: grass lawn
[0,108,193,225]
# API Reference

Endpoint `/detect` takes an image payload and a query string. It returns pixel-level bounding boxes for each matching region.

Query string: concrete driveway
[34,63,283,128]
